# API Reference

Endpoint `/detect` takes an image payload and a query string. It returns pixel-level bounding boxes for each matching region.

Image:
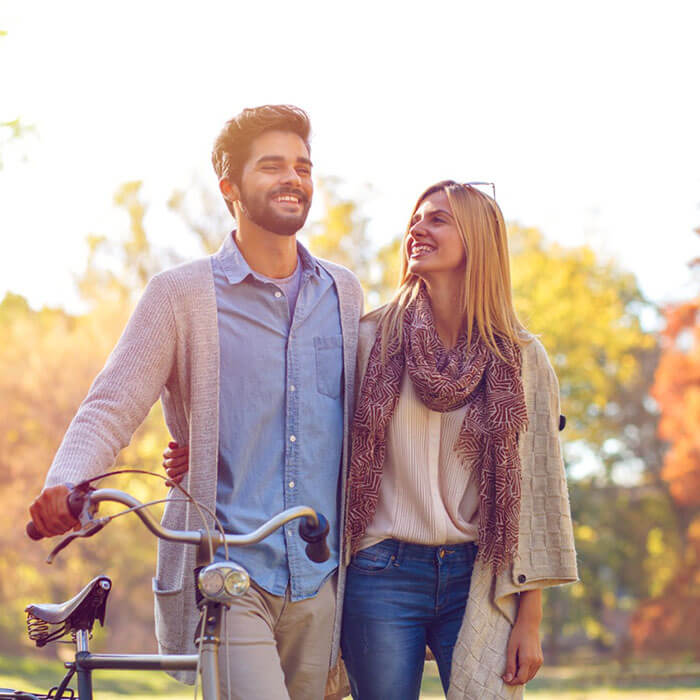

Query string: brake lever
[72,482,99,527]
[46,518,109,564]
[46,485,107,563]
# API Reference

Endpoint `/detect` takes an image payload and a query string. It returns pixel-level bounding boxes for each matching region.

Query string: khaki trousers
[217,576,336,700]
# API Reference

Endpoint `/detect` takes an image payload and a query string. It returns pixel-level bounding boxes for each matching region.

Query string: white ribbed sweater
[358,372,480,550]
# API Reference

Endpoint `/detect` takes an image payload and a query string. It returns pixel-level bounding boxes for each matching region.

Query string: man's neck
[234,219,298,279]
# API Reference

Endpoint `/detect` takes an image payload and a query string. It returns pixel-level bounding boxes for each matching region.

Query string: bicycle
[7,476,330,700]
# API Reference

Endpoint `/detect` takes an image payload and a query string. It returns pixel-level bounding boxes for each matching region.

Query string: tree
[0,182,185,654]
[0,292,171,654]
[1,177,678,661]
[79,181,185,307]
[167,176,230,254]
[306,177,373,300]
[629,227,700,658]
[1,31,36,170]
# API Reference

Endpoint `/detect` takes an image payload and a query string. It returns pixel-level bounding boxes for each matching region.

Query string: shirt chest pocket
[314,335,344,399]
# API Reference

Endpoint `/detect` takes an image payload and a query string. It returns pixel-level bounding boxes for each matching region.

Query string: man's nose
[280,166,302,186]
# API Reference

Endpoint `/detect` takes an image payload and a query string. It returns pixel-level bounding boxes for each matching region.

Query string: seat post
[76,629,90,652]
[75,628,93,700]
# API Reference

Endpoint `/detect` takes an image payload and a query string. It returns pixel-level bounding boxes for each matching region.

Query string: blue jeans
[341,539,477,700]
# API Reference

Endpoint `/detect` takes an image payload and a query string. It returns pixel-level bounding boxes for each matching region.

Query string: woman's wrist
[515,588,542,628]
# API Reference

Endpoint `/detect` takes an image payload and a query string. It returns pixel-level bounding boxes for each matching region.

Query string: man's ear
[219,177,241,205]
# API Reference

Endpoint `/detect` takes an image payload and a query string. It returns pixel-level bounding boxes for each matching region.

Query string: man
[29,105,363,699]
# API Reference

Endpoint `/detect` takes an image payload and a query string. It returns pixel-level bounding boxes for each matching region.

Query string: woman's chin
[407,259,428,276]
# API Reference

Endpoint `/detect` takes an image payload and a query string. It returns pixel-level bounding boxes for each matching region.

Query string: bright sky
[1,0,699,313]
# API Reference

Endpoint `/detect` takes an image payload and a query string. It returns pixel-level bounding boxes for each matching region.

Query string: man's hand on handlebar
[162,441,190,485]
[29,484,80,538]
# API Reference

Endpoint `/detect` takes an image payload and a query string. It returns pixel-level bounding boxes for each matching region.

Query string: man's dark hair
[212,104,311,187]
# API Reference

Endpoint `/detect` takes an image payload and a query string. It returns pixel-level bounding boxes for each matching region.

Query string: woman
[337,181,577,699]
[163,181,578,699]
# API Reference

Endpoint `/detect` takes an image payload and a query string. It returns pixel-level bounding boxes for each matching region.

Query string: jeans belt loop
[395,540,404,565]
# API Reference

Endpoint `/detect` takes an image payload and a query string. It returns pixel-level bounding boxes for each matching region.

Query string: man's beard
[239,185,311,237]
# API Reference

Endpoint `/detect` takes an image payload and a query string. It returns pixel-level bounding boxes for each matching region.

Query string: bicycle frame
[29,488,328,700]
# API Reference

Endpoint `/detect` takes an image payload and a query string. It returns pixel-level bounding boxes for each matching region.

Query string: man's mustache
[269,187,309,205]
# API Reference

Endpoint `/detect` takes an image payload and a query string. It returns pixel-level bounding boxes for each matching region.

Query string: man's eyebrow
[255,155,313,167]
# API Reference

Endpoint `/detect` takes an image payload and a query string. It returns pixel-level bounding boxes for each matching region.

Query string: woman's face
[405,191,466,280]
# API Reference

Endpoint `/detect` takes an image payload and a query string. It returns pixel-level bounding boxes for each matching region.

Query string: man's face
[236,130,313,236]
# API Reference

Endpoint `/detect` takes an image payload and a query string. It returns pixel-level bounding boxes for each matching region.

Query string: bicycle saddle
[25,576,111,646]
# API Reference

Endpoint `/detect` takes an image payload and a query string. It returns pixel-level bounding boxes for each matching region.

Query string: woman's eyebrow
[413,208,452,223]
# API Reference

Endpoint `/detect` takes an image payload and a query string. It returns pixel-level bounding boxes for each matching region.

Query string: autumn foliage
[654,300,700,507]
[0,178,694,662]
[629,232,700,658]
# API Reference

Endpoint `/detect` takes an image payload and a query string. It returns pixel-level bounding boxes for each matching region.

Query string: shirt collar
[214,229,323,285]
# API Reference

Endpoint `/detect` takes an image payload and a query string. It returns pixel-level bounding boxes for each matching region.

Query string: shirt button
[274,291,282,298]
[287,529,293,536]
[288,481,295,488]
[289,435,296,443]
[290,385,296,392]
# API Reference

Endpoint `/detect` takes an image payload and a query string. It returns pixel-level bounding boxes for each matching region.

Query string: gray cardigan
[45,246,364,680]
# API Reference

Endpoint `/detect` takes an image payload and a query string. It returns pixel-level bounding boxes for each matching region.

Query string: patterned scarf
[347,287,528,572]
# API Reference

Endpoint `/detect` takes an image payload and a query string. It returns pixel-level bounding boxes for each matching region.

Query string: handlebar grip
[299,513,330,563]
[26,484,88,541]
[67,488,88,518]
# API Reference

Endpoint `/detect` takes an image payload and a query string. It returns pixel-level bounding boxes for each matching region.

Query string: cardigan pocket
[152,578,185,648]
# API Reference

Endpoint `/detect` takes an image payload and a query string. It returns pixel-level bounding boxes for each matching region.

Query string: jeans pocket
[314,335,344,399]
[349,543,396,574]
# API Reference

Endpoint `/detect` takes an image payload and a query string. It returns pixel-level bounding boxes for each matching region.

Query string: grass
[1,654,699,698]
[421,661,700,699]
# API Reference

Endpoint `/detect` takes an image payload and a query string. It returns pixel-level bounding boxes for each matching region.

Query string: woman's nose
[409,222,426,239]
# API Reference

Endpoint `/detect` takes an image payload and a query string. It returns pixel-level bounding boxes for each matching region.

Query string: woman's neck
[422,275,464,349]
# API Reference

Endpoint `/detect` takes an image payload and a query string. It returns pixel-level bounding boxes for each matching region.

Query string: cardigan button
[517,574,527,584]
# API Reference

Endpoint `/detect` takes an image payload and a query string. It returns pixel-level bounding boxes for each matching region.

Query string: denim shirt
[212,232,344,601]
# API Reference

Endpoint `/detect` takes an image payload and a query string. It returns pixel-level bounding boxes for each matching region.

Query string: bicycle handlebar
[26,488,85,541]
[27,487,330,562]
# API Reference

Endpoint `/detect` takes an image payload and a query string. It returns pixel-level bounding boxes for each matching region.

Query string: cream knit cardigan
[347,316,579,700]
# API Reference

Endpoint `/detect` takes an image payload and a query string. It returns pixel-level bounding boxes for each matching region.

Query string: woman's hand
[162,441,190,485]
[503,589,543,685]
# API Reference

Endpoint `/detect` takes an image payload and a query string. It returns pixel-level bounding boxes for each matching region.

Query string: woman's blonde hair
[377,180,528,362]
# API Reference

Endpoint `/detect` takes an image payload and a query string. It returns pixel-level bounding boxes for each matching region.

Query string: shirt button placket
[285,321,299,591]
